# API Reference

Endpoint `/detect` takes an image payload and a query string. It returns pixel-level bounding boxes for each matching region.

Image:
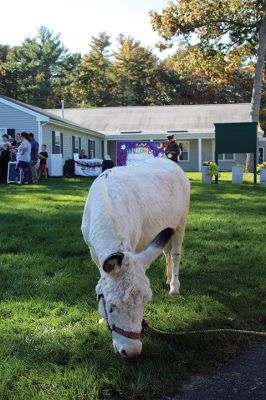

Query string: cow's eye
[109,305,116,313]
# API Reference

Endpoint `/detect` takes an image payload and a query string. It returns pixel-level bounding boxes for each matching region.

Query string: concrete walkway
[173,339,266,400]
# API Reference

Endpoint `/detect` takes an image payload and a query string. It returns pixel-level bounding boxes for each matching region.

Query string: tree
[71,32,113,107]
[111,35,160,105]
[0,45,10,95]
[151,0,266,170]
[164,44,253,104]
[5,26,71,107]
[50,52,82,108]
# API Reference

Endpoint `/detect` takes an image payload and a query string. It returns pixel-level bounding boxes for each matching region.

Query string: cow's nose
[119,347,141,358]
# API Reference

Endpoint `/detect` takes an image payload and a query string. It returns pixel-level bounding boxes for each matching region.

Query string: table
[75,159,102,177]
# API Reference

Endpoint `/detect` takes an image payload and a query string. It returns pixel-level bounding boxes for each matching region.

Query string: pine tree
[5,26,71,107]
[71,32,113,107]
[111,35,161,105]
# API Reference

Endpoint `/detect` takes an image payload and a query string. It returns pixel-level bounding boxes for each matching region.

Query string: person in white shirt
[15,132,31,184]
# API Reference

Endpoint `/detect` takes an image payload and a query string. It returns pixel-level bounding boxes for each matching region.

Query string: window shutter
[79,137,81,152]
[72,136,75,156]
[88,139,91,159]
[52,131,55,154]
[92,141,95,158]
[60,133,63,156]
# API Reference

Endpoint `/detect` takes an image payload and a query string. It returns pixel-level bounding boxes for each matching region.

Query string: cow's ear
[103,252,124,275]
[137,228,174,270]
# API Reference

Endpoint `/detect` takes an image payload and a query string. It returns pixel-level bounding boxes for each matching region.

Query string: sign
[7,162,21,183]
[75,159,102,177]
[116,141,165,166]
[214,122,258,184]
[215,122,257,154]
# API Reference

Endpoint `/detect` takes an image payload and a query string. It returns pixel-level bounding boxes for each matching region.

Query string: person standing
[15,132,31,184]
[102,155,114,171]
[38,144,48,180]
[0,134,11,149]
[164,134,182,163]
[0,144,11,183]
[79,149,88,159]
[29,133,39,183]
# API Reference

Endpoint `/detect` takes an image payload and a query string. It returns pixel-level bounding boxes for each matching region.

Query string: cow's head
[96,227,174,358]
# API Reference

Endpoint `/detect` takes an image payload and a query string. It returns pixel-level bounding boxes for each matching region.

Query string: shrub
[202,161,220,177]
[256,162,266,173]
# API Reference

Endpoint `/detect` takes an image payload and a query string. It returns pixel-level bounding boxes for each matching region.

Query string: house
[1,96,265,172]
[48,103,266,171]
[0,96,104,169]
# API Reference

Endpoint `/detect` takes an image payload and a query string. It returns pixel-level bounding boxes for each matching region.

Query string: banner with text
[116,141,165,166]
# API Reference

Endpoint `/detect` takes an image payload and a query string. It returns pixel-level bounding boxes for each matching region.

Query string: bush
[202,161,220,177]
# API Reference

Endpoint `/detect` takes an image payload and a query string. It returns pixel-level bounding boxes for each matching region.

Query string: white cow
[81,158,190,358]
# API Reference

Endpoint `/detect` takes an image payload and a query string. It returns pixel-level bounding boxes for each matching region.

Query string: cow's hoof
[166,278,171,285]
[169,287,180,295]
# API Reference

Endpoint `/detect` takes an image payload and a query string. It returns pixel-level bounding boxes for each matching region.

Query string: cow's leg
[164,250,172,285]
[169,221,186,295]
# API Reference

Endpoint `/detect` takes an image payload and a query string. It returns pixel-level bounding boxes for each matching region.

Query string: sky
[1,0,174,57]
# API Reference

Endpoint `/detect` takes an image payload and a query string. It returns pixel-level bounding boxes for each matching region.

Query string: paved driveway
[173,338,266,400]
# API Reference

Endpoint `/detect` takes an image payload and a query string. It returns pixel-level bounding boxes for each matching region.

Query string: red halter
[98,294,142,340]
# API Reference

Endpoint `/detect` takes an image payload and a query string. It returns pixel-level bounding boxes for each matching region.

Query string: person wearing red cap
[164,134,181,163]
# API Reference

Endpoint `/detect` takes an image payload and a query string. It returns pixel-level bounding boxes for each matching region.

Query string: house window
[52,131,63,154]
[54,132,61,154]
[72,136,81,155]
[179,142,189,161]
[218,153,235,161]
[258,147,264,163]
[88,139,96,159]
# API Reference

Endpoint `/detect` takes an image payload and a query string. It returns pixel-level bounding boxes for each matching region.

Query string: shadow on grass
[0,177,265,399]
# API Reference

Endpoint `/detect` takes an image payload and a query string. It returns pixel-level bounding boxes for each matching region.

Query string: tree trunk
[246,0,266,172]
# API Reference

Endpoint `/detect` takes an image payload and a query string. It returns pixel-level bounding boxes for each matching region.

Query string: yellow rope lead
[144,323,266,337]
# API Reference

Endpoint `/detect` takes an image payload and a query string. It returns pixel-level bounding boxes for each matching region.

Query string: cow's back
[82,158,190,264]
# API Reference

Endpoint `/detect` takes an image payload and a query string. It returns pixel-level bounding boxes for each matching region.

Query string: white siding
[0,102,38,139]
[42,123,102,162]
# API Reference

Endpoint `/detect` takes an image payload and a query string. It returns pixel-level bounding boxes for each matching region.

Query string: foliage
[256,161,266,173]
[70,32,114,107]
[150,0,262,50]
[4,26,76,108]
[0,25,257,108]
[202,161,220,176]
[0,175,265,399]
[110,35,160,106]
[150,0,266,172]
[163,44,253,104]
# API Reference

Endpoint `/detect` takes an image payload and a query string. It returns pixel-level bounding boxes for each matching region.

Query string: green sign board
[214,122,258,184]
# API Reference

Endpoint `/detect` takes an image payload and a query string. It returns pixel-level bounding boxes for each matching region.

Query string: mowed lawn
[0,173,265,400]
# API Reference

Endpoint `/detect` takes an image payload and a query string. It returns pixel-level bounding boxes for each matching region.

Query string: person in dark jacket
[0,144,11,183]
[29,133,39,183]
[164,134,181,163]
[102,155,114,171]
[79,149,88,159]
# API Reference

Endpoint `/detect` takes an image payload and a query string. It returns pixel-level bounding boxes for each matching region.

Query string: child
[38,144,48,179]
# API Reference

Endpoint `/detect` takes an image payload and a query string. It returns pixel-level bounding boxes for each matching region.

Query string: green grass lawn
[0,173,265,400]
